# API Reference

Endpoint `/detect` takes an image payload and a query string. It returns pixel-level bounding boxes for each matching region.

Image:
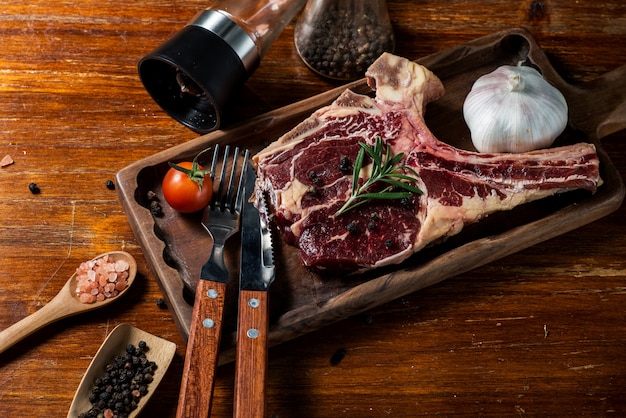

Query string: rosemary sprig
[334,137,422,217]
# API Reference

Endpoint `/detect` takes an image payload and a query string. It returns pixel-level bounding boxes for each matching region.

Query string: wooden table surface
[1,1,625,416]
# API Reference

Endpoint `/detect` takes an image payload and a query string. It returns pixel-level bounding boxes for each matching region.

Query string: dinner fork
[176,144,249,418]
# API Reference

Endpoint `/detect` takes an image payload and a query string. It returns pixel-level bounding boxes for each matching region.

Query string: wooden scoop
[66,323,176,418]
[0,251,137,354]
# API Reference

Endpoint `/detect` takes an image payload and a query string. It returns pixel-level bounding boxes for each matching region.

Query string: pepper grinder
[294,0,395,81]
[139,0,306,133]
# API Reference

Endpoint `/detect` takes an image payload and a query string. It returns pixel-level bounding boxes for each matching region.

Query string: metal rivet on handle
[207,288,218,298]
[203,318,215,328]
[248,298,259,308]
[247,328,259,339]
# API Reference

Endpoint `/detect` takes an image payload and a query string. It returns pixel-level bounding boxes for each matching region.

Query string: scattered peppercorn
[149,200,163,217]
[338,156,352,174]
[78,341,157,418]
[384,239,394,248]
[28,182,41,194]
[156,298,167,309]
[146,190,158,201]
[367,220,377,230]
[105,179,115,190]
[361,313,374,325]
[346,222,359,234]
[330,348,347,365]
[528,0,546,20]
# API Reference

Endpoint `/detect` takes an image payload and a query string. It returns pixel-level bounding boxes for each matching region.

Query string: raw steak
[254,53,602,272]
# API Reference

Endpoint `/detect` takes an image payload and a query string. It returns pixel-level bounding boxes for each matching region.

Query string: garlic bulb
[463,65,568,153]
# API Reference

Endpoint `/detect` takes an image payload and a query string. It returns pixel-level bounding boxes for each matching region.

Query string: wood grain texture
[0,1,625,417]
[234,290,270,418]
[176,280,227,418]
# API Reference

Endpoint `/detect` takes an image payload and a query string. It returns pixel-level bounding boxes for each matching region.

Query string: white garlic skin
[463,65,568,153]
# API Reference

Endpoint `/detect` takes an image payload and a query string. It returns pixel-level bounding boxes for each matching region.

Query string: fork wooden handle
[233,289,270,418]
[176,279,227,418]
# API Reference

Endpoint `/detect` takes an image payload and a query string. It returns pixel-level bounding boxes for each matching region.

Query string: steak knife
[233,167,275,418]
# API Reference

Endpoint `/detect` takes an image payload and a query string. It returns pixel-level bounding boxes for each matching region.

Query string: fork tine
[234,149,250,214]
[206,145,249,213]
[213,145,231,211]
[223,146,240,212]
[209,144,220,183]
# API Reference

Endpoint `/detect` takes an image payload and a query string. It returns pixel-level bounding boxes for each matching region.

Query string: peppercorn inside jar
[294,0,395,81]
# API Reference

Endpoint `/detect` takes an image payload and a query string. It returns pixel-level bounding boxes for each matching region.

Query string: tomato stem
[168,147,213,190]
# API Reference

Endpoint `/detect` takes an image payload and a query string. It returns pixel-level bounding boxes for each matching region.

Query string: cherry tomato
[162,161,213,213]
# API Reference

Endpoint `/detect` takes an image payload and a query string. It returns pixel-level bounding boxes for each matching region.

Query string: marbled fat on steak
[254,53,602,272]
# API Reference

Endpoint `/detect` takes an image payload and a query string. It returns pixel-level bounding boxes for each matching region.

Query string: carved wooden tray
[116,28,625,364]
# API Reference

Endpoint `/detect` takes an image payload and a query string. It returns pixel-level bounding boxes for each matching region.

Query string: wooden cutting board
[116,27,625,364]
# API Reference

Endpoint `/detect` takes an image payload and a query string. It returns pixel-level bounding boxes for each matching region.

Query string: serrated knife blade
[238,170,275,292]
[233,165,275,418]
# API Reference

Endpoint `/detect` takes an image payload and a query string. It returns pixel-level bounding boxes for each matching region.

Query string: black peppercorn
[346,222,358,234]
[28,182,41,194]
[384,239,394,248]
[339,156,352,174]
[361,313,374,325]
[295,3,394,80]
[78,342,158,418]
[155,298,167,309]
[105,179,115,190]
[330,347,347,365]
[149,200,162,217]
[528,0,546,20]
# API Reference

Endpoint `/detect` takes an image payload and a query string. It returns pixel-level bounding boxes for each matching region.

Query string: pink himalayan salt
[75,254,129,304]
[1,154,13,167]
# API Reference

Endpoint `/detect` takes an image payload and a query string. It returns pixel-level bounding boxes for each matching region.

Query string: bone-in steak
[254,53,601,272]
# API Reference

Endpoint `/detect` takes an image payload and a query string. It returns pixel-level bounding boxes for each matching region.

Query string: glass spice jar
[294,0,395,81]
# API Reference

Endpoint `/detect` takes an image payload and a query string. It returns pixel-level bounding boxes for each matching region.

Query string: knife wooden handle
[176,279,227,418]
[234,289,270,418]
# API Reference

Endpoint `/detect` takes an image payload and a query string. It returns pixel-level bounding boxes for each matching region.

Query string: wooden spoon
[66,323,177,418]
[0,251,137,354]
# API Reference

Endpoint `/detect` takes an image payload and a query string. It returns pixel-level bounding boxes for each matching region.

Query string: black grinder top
[138,10,260,133]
